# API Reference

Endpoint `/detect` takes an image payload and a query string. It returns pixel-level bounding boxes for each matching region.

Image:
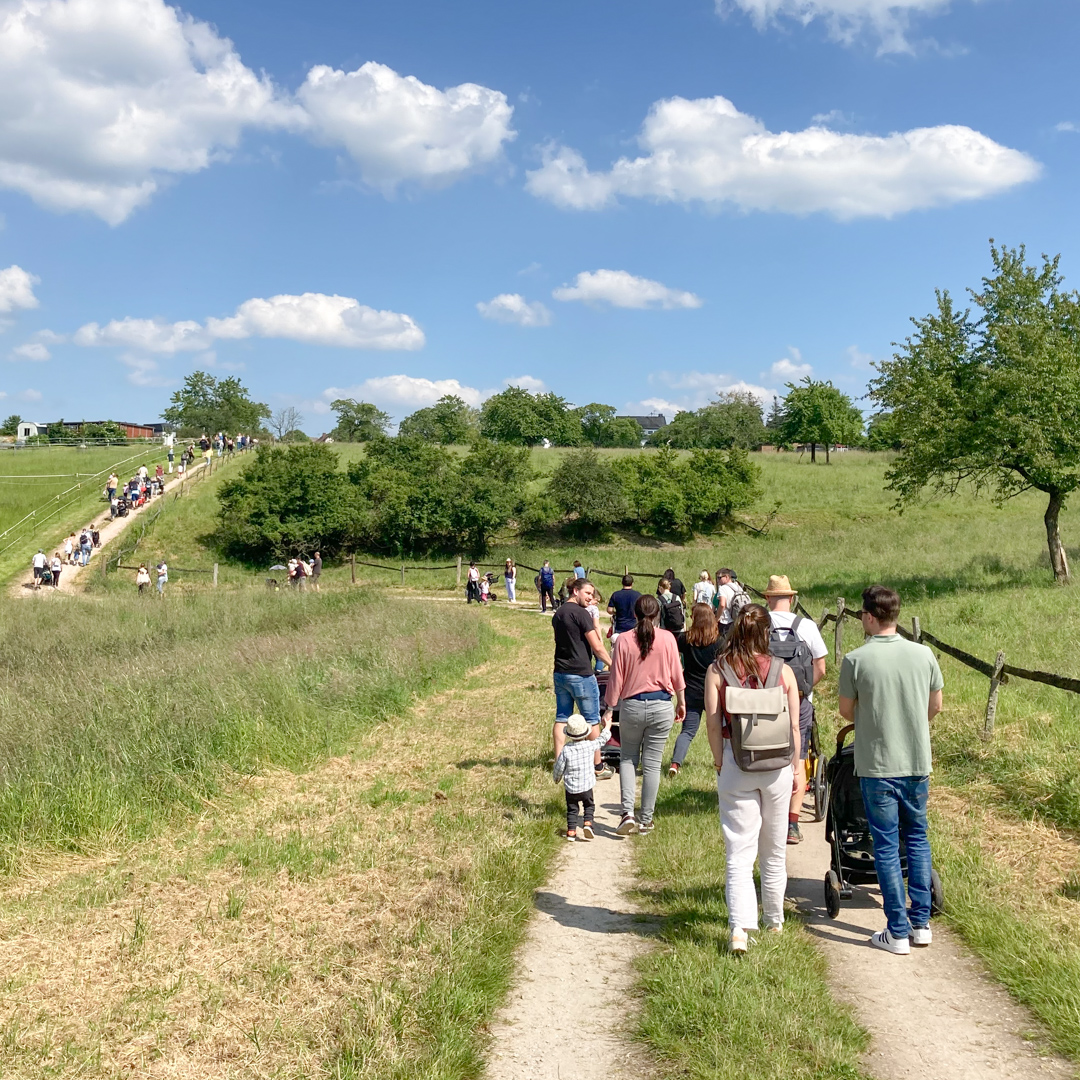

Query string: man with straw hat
[765,575,828,844]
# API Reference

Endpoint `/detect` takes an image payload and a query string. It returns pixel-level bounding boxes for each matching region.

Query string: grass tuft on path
[631,754,870,1080]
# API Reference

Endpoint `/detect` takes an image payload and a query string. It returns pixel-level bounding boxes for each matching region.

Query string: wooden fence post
[351,552,356,584]
[912,616,921,643]
[401,563,406,587]
[983,651,1006,741]
[213,563,218,588]
[835,597,845,664]
[456,555,462,586]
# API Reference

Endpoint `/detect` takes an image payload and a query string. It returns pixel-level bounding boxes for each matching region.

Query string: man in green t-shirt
[838,585,944,956]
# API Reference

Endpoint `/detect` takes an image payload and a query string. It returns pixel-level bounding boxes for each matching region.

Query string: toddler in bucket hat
[554,715,613,841]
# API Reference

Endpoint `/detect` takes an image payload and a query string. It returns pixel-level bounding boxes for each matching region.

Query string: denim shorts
[553,672,600,725]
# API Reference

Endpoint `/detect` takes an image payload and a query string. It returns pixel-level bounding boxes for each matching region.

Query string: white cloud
[846,344,877,368]
[19,388,42,402]
[206,293,424,350]
[74,317,210,354]
[526,95,1039,219]
[1056,122,1079,134]
[320,375,488,413]
[769,348,813,381]
[8,341,50,361]
[639,371,777,414]
[476,293,552,327]
[297,61,514,192]
[505,374,546,392]
[74,292,424,354]
[719,0,957,54]
[0,0,298,224]
[811,109,854,126]
[0,265,39,312]
[120,355,171,387]
[0,1,514,222]
[552,269,703,310]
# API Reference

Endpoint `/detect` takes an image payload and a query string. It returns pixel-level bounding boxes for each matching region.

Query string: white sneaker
[870,928,910,955]
[616,815,638,836]
[729,929,749,954]
[911,925,932,947]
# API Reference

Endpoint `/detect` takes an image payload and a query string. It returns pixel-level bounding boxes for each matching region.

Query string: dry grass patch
[0,607,560,1080]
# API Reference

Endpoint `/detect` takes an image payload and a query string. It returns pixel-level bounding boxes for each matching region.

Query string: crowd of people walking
[547,561,944,957]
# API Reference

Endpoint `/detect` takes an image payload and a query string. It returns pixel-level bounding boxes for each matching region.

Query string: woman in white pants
[504,559,517,602]
[704,604,800,953]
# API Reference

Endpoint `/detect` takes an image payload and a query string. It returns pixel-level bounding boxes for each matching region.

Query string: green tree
[865,411,904,451]
[454,439,534,552]
[548,447,628,535]
[870,242,1080,583]
[779,378,863,463]
[649,392,766,450]
[215,444,353,561]
[479,386,583,445]
[348,436,460,554]
[765,396,785,445]
[283,429,310,442]
[329,398,391,442]
[163,371,270,436]
[398,395,478,443]
[579,404,642,447]
[0,414,21,437]
[682,448,763,527]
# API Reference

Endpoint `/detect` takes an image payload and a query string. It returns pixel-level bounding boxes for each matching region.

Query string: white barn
[16,422,44,440]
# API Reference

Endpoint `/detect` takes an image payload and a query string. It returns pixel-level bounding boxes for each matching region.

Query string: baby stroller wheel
[824,870,841,919]
[930,869,944,916]
[812,753,828,822]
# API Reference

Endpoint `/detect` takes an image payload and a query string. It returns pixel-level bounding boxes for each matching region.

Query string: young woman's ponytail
[633,593,661,660]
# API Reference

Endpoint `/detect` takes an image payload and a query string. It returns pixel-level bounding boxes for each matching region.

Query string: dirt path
[484,780,655,1080]
[785,809,1074,1079]
[10,460,209,598]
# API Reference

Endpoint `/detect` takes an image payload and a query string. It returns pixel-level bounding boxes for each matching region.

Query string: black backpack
[768,616,815,698]
[660,596,685,633]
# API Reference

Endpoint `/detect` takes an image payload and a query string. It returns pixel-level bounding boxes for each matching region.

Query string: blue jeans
[80,545,91,565]
[671,707,702,766]
[553,672,600,725]
[859,776,932,939]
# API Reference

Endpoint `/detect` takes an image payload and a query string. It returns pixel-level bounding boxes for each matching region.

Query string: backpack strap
[763,656,786,688]
[717,660,743,688]
[791,615,804,634]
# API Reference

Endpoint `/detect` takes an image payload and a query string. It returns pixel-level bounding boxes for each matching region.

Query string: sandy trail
[786,803,1074,1079]
[484,782,656,1080]
[11,459,209,598]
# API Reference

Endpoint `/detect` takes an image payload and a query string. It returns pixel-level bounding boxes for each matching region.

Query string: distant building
[41,420,159,439]
[617,414,668,440]
[314,433,335,444]
[17,421,44,440]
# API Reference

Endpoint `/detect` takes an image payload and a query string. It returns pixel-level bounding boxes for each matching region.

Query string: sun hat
[565,716,591,741]
[764,574,797,597]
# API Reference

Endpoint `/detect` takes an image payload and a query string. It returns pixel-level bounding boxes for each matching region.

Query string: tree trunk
[810,442,816,463]
[825,442,831,465]
[1045,490,1071,583]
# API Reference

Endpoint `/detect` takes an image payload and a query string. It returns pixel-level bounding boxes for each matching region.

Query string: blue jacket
[540,566,555,587]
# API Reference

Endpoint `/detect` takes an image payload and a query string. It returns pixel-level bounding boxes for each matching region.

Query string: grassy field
[0,599,570,1079]
[0,443,171,584]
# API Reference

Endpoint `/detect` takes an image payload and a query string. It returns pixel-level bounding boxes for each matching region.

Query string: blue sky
[0,0,1077,431]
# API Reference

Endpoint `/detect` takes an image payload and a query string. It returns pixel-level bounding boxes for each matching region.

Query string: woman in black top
[670,603,723,775]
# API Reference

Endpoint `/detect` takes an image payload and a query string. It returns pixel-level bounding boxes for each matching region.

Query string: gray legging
[618,697,675,826]
[671,706,703,767]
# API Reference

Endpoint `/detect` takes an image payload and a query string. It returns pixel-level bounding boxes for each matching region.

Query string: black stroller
[593,670,622,773]
[824,724,944,919]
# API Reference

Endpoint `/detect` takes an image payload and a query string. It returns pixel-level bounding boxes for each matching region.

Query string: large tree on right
[871,243,1080,583]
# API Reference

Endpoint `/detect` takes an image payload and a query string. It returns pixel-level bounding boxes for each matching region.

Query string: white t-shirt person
[692,579,715,606]
[768,609,828,701]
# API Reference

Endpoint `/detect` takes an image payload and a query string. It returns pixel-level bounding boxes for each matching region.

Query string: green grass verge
[0,587,492,868]
[630,744,870,1080]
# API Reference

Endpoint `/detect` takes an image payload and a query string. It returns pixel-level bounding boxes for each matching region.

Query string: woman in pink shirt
[604,594,686,835]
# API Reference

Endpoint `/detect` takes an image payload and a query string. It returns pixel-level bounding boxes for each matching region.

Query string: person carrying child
[554,714,612,841]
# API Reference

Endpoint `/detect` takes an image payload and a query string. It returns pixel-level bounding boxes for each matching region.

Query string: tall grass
[0,589,490,868]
